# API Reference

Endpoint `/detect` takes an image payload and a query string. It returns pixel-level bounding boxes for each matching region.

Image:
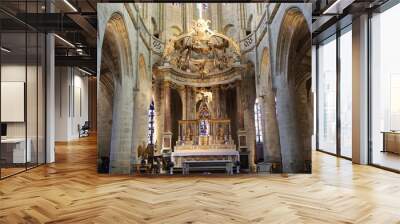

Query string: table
[1,138,31,164]
[382,131,400,154]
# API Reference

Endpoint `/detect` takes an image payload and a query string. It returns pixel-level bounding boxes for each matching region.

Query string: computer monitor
[1,123,7,137]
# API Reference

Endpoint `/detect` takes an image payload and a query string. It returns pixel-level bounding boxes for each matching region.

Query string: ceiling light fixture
[323,0,354,15]
[78,67,94,76]
[54,34,75,48]
[63,0,78,12]
[323,0,342,14]
[1,47,11,53]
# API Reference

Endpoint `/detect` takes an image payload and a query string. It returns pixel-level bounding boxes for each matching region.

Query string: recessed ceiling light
[78,67,93,76]
[323,0,355,15]
[54,34,75,48]
[63,0,78,12]
[1,47,11,53]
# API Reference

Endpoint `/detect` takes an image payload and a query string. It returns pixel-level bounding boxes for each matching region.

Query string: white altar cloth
[172,150,239,157]
[171,149,239,168]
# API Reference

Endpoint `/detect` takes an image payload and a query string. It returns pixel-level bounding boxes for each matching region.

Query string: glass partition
[371,3,400,171]
[317,35,337,154]
[0,1,46,179]
[339,27,352,158]
[1,31,28,177]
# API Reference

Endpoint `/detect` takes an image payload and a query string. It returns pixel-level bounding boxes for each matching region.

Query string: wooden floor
[1,135,400,224]
[372,150,400,171]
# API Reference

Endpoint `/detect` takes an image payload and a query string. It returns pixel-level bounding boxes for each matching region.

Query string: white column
[352,14,369,164]
[46,32,55,163]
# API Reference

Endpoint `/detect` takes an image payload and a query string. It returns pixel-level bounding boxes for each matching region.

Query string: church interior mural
[97,3,312,175]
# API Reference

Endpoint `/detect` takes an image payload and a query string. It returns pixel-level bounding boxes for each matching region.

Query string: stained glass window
[254,99,263,143]
[148,101,155,145]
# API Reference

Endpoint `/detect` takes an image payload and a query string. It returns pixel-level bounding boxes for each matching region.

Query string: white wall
[1,65,37,137]
[1,63,46,164]
[55,67,89,141]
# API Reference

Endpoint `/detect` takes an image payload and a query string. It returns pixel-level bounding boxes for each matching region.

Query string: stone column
[154,80,163,154]
[187,87,196,120]
[164,81,171,132]
[211,86,219,119]
[215,86,221,118]
[262,92,281,164]
[275,77,304,173]
[109,77,134,175]
[181,86,187,120]
[220,88,226,118]
[162,81,172,151]
[236,80,244,130]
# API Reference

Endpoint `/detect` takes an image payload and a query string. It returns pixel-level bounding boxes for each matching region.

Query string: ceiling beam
[55,55,96,69]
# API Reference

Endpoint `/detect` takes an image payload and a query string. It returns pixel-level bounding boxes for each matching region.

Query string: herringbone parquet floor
[1,135,400,224]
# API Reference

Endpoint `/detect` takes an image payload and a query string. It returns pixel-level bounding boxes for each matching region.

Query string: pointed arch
[98,12,135,174]
[274,8,312,173]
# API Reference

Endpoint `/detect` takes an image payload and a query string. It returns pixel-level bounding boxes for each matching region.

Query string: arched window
[246,14,253,36]
[196,3,208,19]
[254,98,263,143]
[148,100,155,145]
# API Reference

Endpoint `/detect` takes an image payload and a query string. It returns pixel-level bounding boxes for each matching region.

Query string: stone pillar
[220,88,226,118]
[162,81,172,151]
[236,80,244,130]
[181,86,187,120]
[216,86,221,118]
[262,92,281,164]
[109,77,134,175]
[211,86,219,118]
[164,81,171,132]
[275,77,304,173]
[185,86,190,119]
[154,80,163,154]
[187,87,196,120]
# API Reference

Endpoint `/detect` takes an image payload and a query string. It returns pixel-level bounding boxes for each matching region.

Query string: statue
[217,126,225,141]
[161,19,240,76]
[185,127,192,141]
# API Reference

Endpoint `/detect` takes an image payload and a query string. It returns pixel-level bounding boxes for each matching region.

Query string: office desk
[382,131,400,154]
[1,138,31,163]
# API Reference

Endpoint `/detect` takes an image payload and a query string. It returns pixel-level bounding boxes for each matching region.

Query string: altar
[152,19,250,171]
[170,96,239,168]
[172,146,239,168]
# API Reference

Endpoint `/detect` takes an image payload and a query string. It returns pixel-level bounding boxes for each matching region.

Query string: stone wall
[97,3,152,174]
[248,3,312,172]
